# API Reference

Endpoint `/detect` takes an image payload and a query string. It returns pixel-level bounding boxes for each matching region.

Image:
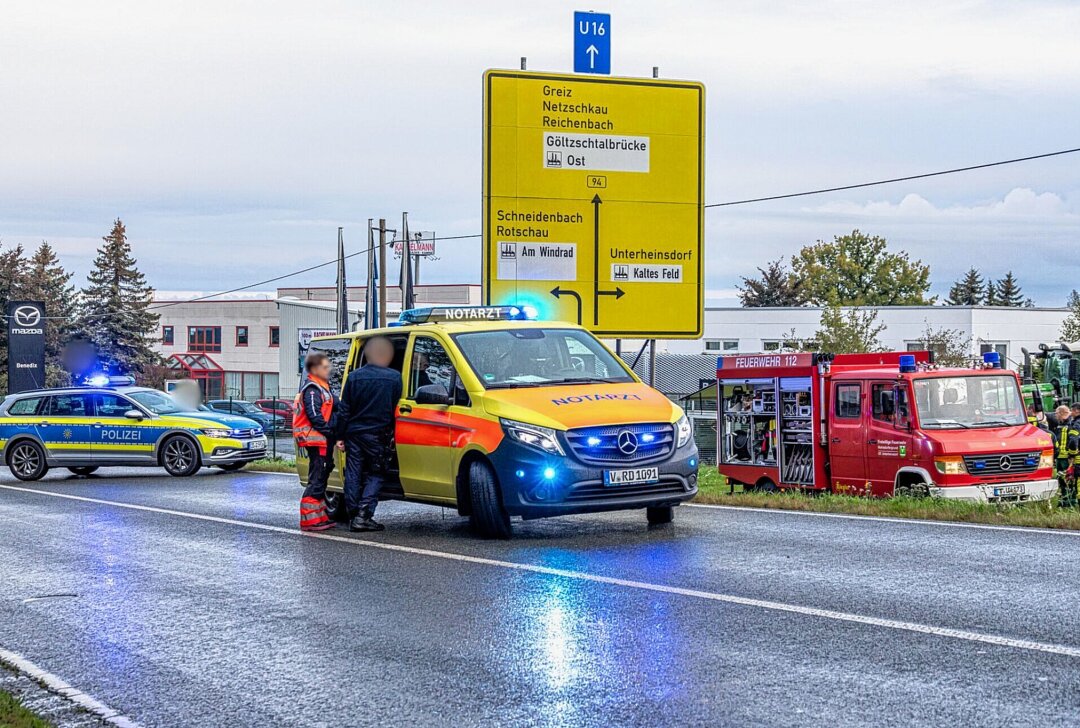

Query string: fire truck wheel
[752,478,778,493]
[468,461,512,539]
[646,506,674,525]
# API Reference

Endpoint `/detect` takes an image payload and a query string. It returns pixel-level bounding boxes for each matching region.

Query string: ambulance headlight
[201,428,233,438]
[676,414,693,448]
[501,419,564,456]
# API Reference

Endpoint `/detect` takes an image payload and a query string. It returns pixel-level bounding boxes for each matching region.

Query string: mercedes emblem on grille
[999,456,1012,471]
[617,429,639,455]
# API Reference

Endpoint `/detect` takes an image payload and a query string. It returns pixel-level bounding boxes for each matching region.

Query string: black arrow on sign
[550,286,583,325]
[591,193,625,323]
[597,287,626,299]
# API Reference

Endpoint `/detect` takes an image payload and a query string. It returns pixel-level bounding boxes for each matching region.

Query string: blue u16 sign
[573,11,610,75]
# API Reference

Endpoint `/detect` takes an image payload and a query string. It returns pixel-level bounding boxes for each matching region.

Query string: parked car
[254,398,293,427]
[206,399,288,432]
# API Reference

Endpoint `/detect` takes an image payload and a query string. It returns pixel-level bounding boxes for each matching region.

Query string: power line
[704,146,1080,208]
[13,145,1076,318]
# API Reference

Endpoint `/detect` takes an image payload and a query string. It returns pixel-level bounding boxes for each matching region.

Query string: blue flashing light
[899,354,917,373]
[641,433,656,443]
[974,461,986,469]
[85,374,110,387]
[983,351,1002,368]
[689,458,697,468]
[586,436,602,447]
[543,467,557,480]
[515,469,526,479]
[398,305,539,325]
[520,305,539,320]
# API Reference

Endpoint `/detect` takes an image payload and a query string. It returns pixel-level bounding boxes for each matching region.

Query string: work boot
[350,515,385,532]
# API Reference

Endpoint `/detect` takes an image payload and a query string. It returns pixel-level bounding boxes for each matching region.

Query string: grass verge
[245,458,297,474]
[0,689,52,728]
[694,467,1080,530]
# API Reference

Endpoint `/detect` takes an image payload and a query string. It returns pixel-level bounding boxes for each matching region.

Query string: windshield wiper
[972,420,1015,428]
[555,377,615,385]
[923,421,971,429]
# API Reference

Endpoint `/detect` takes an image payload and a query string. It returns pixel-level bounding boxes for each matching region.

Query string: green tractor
[1021,342,1080,414]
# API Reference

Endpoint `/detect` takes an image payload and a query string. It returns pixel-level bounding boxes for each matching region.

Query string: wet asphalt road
[1,468,1079,727]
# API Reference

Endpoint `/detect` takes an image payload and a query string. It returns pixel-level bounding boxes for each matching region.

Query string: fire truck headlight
[933,456,967,475]
[676,414,693,449]
[1039,450,1054,470]
[501,419,564,456]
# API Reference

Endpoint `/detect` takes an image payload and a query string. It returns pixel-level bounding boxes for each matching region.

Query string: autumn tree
[1061,290,1080,342]
[813,305,886,354]
[737,258,806,307]
[77,219,161,378]
[791,230,932,306]
[910,324,971,367]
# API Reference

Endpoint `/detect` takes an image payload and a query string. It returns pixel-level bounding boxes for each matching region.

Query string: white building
[646,305,1068,369]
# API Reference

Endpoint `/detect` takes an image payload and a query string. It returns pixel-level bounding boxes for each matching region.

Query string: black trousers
[344,433,387,518]
[302,443,336,500]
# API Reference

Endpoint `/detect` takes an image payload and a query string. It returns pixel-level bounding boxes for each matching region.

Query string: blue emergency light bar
[82,374,136,387]
[398,305,539,325]
[982,351,1002,368]
[898,354,917,373]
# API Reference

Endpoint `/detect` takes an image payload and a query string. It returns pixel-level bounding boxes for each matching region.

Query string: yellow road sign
[483,69,704,339]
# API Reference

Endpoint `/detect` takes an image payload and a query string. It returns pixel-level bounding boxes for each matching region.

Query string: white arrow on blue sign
[573,11,610,75]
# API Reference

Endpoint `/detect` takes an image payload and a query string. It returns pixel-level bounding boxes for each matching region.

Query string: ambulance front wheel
[468,460,512,539]
[7,440,48,481]
[646,506,674,525]
[160,435,202,477]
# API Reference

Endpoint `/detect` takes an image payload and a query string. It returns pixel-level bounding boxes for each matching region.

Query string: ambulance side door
[90,393,157,463]
[828,380,868,494]
[395,334,457,501]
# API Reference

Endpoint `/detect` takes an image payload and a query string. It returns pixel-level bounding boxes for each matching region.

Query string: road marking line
[0,646,143,728]
[687,502,1080,536]
[4,483,1080,660]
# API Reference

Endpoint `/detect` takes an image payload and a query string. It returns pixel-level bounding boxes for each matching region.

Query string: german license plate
[604,467,659,486]
[247,440,266,450]
[993,484,1024,497]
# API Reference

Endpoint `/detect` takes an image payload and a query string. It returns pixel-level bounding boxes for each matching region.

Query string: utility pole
[378,218,387,328]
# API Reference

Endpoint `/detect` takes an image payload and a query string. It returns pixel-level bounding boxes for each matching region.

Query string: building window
[979,342,1007,361]
[762,341,781,352]
[162,326,174,346]
[269,326,280,347]
[236,326,249,347]
[188,326,222,353]
[704,340,739,352]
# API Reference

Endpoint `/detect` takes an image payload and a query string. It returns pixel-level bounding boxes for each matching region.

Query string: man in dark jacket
[338,336,402,531]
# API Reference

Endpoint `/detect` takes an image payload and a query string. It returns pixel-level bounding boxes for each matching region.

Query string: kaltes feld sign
[6,300,46,393]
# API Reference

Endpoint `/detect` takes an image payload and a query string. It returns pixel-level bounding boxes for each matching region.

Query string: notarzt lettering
[551,393,644,406]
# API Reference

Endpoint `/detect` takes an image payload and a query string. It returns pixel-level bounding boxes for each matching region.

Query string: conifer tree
[77,219,160,377]
[946,268,985,305]
[0,242,28,392]
[24,242,77,385]
[994,271,1031,307]
[1062,291,1080,342]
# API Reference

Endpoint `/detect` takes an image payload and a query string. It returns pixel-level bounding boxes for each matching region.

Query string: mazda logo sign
[13,306,41,327]
[617,429,639,455]
[999,456,1012,471]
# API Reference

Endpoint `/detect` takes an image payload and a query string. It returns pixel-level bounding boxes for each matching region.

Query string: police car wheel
[646,506,674,525]
[217,463,246,472]
[161,436,201,477]
[8,441,48,481]
[467,460,512,539]
[67,466,99,476]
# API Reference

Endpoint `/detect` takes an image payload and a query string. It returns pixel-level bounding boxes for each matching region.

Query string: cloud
[809,188,1077,220]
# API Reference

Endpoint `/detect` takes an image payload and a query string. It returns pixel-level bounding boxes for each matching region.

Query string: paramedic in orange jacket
[293,352,340,531]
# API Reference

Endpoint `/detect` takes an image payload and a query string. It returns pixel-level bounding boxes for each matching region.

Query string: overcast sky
[2,0,1078,305]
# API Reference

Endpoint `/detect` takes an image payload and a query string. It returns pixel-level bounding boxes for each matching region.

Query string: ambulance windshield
[453,328,634,389]
[912,375,1025,428]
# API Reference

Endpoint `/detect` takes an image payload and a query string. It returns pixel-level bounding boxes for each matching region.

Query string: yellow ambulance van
[299,306,699,538]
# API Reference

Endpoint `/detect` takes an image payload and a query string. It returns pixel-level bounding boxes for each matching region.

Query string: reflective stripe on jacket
[293,378,334,450]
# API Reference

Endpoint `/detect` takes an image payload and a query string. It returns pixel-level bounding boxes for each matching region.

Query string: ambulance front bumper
[929,478,1058,503]
[490,438,699,519]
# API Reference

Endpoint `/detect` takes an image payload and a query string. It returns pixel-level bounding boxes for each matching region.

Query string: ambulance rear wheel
[646,506,674,525]
[325,490,350,522]
[7,441,48,481]
[67,466,99,476]
[161,435,201,477]
[468,461,512,539]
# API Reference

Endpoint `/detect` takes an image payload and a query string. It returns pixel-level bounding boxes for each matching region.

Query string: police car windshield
[127,390,186,415]
[453,328,633,389]
[913,374,1026,429]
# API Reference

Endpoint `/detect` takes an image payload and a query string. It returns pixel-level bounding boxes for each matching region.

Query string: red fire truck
[715,350,1057,502]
